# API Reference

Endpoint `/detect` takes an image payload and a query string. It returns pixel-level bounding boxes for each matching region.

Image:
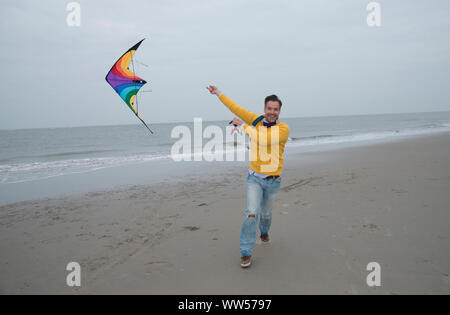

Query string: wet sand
[1,131,450,294]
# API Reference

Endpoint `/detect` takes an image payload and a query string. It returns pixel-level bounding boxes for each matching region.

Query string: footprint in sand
[294,200,311,207]
[281,177,321,192]
[145,260,173,275]
[392,188,407,195]
[183,226,200,231]
[207,228,219,240]
[442,274,450,284]
[84,256,109,272]
[363,223,379,231]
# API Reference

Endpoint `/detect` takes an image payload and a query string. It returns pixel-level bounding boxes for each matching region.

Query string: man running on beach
[206,85,290,268]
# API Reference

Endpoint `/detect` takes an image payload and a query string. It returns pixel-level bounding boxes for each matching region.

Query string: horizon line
[1,109,450,131]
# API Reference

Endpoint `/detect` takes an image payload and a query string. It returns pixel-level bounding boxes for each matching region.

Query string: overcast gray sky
[0,0,449,129]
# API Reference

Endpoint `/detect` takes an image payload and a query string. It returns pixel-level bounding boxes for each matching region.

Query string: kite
[105,39,153,133]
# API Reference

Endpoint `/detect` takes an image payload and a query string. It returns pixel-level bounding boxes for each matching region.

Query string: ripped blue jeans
[240,173,281,257]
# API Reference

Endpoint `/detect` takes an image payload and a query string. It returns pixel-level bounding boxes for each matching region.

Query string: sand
[1,131,450,294]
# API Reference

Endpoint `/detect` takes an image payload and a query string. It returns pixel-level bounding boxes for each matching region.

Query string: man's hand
[206,85,222,96]
[230,117,244,135]
[230,117,243,126]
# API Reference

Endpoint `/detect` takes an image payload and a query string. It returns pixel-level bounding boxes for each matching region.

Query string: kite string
[131,57,138,114]
[135,59,149,67]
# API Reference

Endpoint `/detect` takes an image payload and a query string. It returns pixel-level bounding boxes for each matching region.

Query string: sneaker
[240,255,252,268]
[260,234,270,244]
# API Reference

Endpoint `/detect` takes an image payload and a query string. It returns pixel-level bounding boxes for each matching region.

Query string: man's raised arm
[206,85,259,126]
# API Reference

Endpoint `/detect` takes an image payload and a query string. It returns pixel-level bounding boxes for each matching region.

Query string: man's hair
[264,94,282,109]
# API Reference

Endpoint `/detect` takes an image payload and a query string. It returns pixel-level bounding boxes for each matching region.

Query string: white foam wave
[286,124,450,148]
[0,153,171,184]
[2,123,450,184]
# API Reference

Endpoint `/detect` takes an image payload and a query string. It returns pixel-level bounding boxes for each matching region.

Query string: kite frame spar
[105,39,153,134]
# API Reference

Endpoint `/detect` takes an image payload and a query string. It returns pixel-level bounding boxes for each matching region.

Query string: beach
[1,131,450,294]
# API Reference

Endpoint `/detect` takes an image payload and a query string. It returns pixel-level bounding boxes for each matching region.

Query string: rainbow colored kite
[105,39,153,133]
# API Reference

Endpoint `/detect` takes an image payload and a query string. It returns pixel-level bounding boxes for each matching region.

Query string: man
[206,85,290,268]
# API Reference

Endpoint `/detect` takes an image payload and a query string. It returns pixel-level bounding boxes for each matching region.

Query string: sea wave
[286,124,450,148]
[1,122,450,184]
[36,149,119,158]
[0,153,171,184]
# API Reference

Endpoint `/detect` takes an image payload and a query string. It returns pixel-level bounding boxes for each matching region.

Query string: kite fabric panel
[105,39,147,119]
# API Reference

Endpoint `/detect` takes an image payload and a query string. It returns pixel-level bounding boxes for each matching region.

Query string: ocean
[1,111,450,204]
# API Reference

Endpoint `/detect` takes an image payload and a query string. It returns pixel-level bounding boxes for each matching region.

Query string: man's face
[264,101,281,123]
